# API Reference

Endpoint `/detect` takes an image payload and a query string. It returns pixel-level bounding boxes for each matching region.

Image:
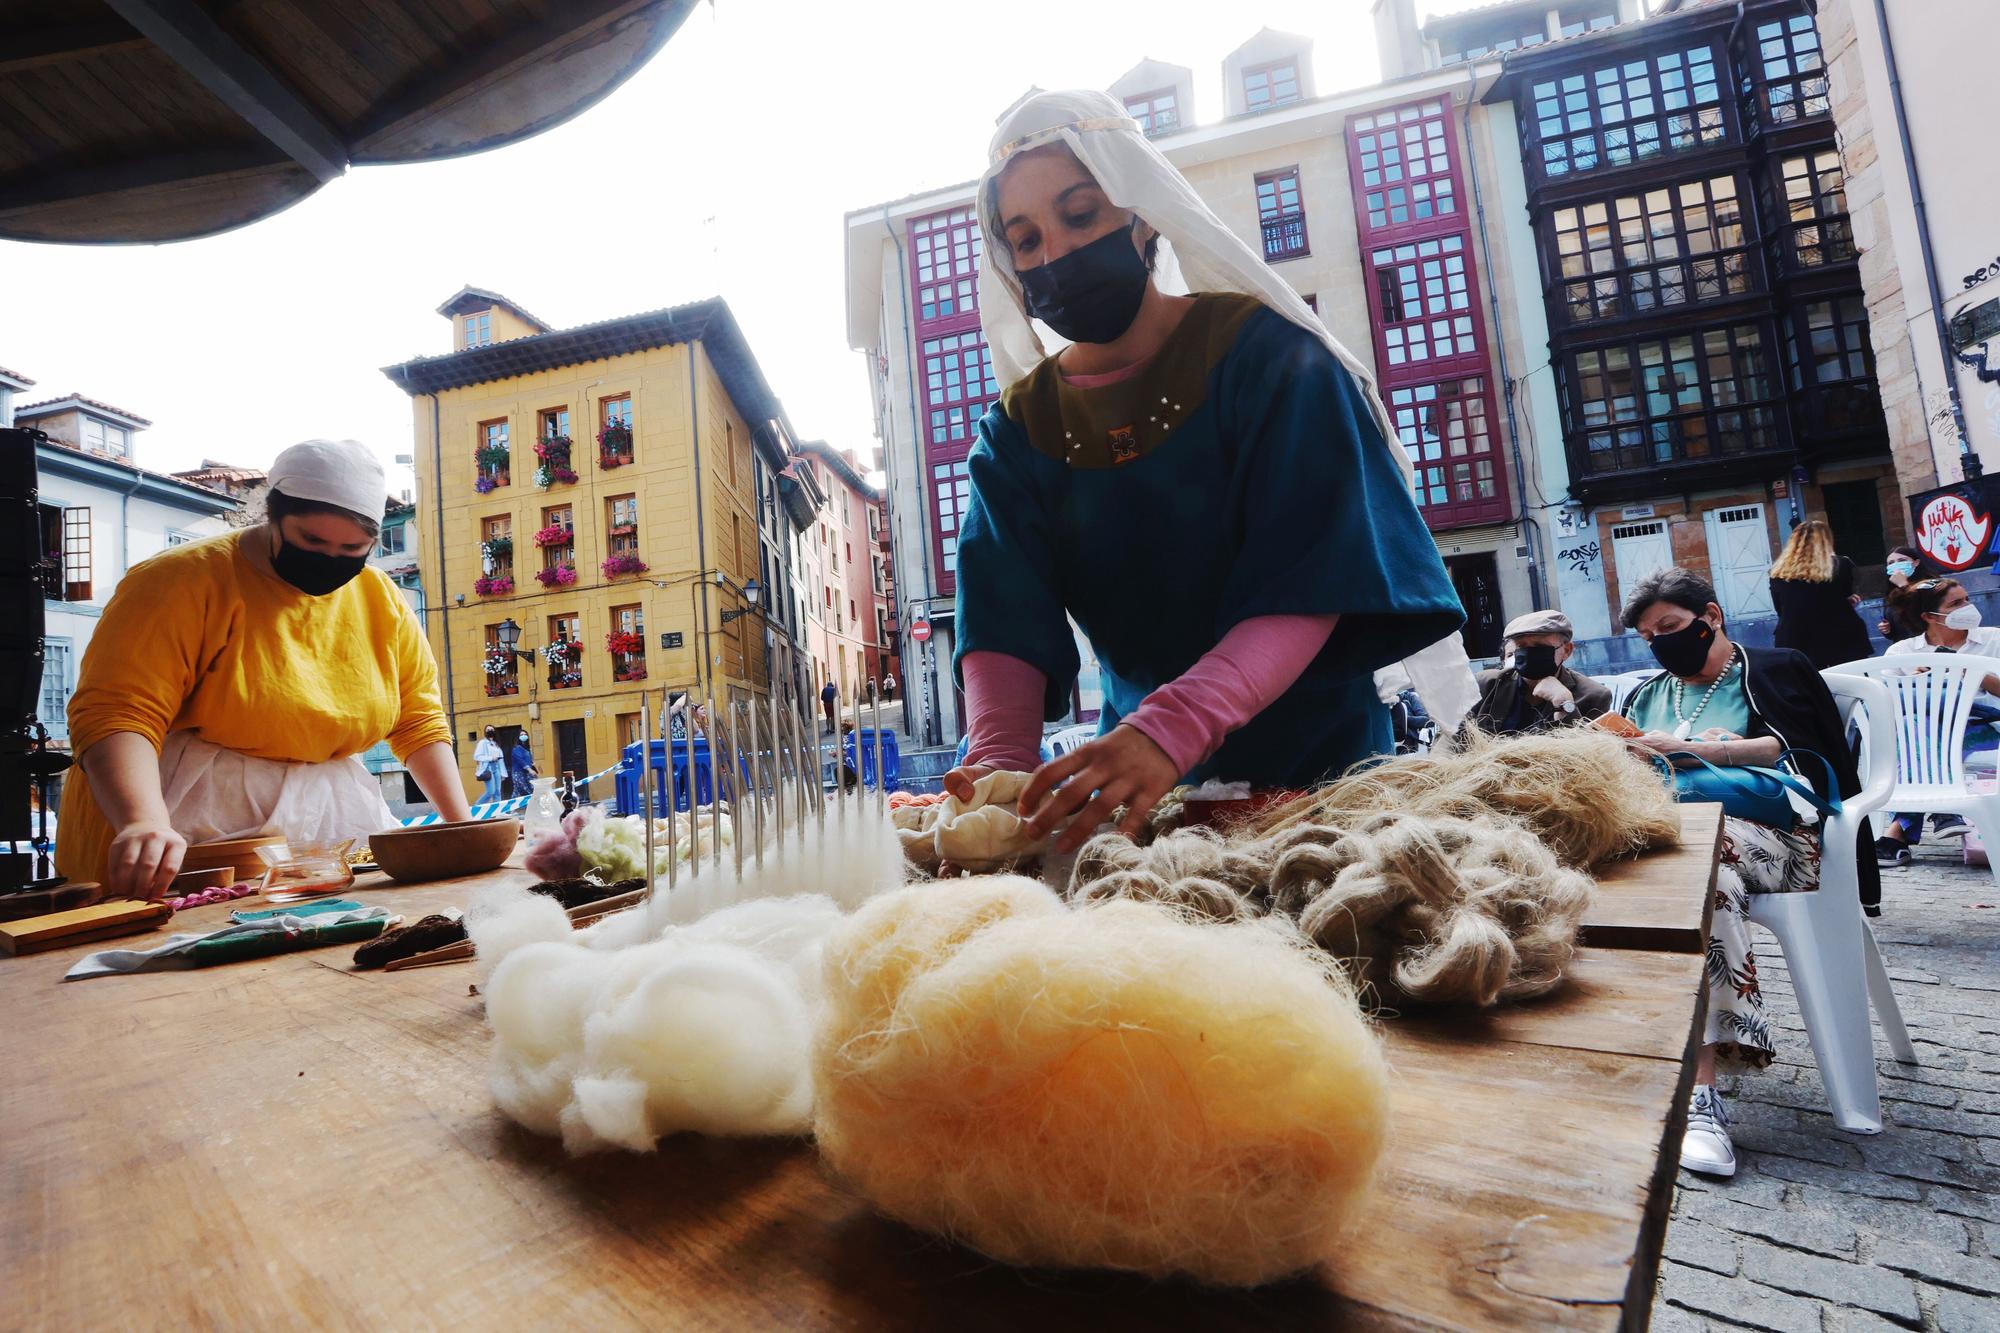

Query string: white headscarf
[974,89,1478,727]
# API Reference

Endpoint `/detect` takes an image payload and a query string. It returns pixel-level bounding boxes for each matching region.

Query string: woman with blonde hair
[1767,518,1873,668]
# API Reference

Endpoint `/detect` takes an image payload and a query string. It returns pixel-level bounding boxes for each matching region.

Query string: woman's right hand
[105,821,188,900]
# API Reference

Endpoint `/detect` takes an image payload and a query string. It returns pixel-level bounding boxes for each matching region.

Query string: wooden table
[1,806,1720,1331]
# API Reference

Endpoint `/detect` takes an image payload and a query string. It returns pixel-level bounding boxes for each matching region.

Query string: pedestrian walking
[1768,519,1874,669]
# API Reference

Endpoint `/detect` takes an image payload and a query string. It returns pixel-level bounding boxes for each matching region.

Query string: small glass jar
[256,838,358,904]
[524,777,565,844]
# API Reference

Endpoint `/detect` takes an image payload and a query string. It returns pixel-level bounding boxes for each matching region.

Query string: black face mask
[1649,617,1717,678]
[272,533,369,596]
[1016,221,1150,345]
[1514,644,1561,681]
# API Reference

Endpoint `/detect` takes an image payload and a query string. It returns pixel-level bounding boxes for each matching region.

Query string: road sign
[910,617,932,644]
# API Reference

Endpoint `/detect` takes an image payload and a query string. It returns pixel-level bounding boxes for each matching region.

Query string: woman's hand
[941,764,993,803]
[1017,725,1179,853]
[105,820,188,900]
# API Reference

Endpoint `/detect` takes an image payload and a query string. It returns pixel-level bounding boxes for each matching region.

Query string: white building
[19,394,238,748]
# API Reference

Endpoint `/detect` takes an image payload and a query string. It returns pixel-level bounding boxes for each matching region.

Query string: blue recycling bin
[617,738,749,815]
[841,727,903,792]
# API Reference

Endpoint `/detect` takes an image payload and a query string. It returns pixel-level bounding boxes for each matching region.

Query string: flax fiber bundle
[1254,727,1680,868]
[814,878,1391,1287]
[1072,812,1594,1008]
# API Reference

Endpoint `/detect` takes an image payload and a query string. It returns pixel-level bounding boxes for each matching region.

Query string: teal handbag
[1656,748,1841,829]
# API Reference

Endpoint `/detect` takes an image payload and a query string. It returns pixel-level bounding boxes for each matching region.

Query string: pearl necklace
[1671,645,1739,740]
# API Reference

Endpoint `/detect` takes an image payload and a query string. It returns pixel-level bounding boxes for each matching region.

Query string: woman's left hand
[1016,725,1180,853]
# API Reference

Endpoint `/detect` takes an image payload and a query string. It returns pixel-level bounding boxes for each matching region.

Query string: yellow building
[384,289,806,796]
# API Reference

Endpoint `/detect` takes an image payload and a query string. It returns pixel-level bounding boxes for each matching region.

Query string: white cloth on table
[158,730,397,849]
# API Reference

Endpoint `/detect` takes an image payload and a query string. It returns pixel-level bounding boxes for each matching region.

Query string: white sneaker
[1681,1085,1737,1177]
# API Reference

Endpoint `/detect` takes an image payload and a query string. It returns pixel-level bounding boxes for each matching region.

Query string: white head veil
[974,89,1478,726]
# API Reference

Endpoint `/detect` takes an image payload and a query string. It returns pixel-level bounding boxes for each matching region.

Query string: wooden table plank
[1580,802,1721,954]
[1,818,1722,1331]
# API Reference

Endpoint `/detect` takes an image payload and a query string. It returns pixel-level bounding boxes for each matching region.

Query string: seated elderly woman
[1469,609,1611,735]
[1619,567,1875,1178]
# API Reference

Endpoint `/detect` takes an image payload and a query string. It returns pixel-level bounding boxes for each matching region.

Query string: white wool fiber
[468,807,906,1154]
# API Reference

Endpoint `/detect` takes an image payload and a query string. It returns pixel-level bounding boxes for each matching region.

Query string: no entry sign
[910,617,932,644]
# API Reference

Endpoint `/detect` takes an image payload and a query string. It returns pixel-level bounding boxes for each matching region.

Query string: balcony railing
[1260,214,1308,261]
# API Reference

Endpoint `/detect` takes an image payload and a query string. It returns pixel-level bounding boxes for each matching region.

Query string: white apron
[159,731,398,848]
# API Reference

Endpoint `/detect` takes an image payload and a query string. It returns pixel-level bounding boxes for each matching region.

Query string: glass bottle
[525,777,564,843]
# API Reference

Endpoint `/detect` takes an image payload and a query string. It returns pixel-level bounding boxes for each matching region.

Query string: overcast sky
[2,0,1487,496]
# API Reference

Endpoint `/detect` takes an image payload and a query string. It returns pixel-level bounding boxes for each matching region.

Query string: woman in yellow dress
[59,440,473,897]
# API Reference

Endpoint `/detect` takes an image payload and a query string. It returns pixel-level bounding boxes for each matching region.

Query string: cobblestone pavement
[1651,839,2000,1332]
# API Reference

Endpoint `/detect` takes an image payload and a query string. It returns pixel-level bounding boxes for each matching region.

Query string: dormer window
[462,312,492,348]
[1123,88,1180,135]
[1243,59,1300,112]
[80,416,129,458]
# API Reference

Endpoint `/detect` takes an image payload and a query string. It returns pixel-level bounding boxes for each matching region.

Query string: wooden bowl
[368,819,520,883]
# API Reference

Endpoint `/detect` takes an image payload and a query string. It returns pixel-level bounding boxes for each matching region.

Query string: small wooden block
[0,899,171,956]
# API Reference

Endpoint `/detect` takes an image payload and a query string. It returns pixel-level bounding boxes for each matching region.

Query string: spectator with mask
[1879,546,1928,641]
[1469,610,1611,735]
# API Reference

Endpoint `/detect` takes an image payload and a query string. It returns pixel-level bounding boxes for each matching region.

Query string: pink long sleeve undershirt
[960,613,1339,776]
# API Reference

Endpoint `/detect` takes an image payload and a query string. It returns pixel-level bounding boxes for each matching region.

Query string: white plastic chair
[1746,670,1916,1134]
[1826,653,2000,884]
[1600,668,1662,715]
[1045,724,1098,758]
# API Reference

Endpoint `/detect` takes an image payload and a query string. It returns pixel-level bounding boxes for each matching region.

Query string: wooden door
[553,718,588,800]
[1703,504,1775,623]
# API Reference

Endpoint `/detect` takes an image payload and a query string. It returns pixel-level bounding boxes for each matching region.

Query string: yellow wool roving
[813,878,1392,1287]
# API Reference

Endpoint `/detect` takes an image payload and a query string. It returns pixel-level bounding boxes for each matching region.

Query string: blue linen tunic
[952,294,1464,787]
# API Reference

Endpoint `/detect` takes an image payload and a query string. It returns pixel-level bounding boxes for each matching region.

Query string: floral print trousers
[1709,815,1823,1067]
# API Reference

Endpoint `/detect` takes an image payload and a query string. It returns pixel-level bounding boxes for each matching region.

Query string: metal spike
[687,688,701,876]
[640,688,657,902]
[745,695,765,872]
[706,676,724,872]
[663,687,678,893]
[729,698,749,880]
[870,674,886,815]
[768,673,787,851]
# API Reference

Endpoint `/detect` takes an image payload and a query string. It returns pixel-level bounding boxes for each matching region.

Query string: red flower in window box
[601,552,650,578]
[608,522,637,538]
[613,667,648,682]
[472,574,513,596]
[535,564,577,588]
[605,630,645,656]
[597,421,633,468]
[485,680,519,698]
[532,524,572,548]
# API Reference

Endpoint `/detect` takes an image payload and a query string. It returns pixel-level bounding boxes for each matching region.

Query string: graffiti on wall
[1559,539,1601,579]
[1912,489,1995,571]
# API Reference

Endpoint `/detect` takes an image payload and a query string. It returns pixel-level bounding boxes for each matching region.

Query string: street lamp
[496,617,524,657]
[720,577,761,625]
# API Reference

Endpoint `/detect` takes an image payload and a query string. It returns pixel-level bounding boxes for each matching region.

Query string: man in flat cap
[1469,609,1611,735]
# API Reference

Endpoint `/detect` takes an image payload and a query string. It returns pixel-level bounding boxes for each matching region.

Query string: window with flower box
[1775,150,1854,272]
[1563,321,1783,477]
[1750,11,1828,129]
[598,395,633,469]
[475,419,510,491]
[476,515,514,596]
[1388,377,1507,526]
[1371,233,1479,370]
[546,613,582,689]
[1524,44,1726,181]
[601,494,646,578]
[1256,168,1308,262]
[1351,101,1457,237]
[534,407,576,487]
[608,604,646,681]
[483,624,518,697]
[1547,174,1753,325]
[535,505,576,587]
